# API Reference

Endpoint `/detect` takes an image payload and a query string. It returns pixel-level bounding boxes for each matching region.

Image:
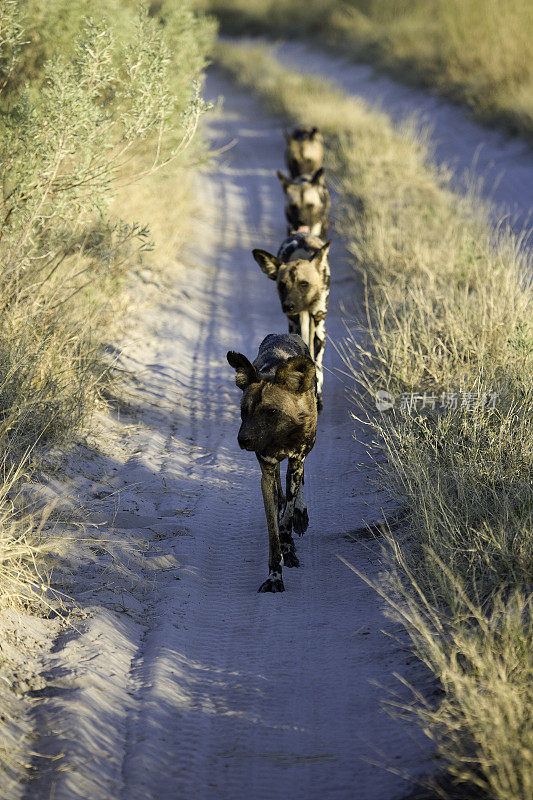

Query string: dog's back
[277,232,325,264]
[253,333,310,380]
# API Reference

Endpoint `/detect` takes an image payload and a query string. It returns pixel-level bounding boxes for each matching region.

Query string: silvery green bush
[0,0,214,455]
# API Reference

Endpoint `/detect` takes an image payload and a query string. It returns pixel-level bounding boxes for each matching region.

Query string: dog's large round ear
[227,351,259,391]
[252,249,282,281]
[311,167,325,185]
[312,240,331,273]
[274,355,316,394]
[276,170,291,192]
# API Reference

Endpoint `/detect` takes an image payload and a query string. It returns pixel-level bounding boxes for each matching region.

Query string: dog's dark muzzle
[237,430,255,451]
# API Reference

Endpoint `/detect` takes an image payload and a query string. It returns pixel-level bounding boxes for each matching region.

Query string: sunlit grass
[200,0,533,137]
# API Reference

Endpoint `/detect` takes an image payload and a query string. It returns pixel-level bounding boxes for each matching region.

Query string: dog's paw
[257,571,285,593]
[282,548,300,568]
[317,395,324,413]
[293,507,309,536]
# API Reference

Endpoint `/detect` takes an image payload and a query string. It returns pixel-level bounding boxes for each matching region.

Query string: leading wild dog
[252,233,330,412]
[277,169,330,239]
[227,334,317,593]
[284,125,324,178]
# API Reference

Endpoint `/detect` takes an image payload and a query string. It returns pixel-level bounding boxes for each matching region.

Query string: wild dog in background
[277,169,330,239]
[227,334,317,593]
[284,125,324,178]
[253,233,330,412]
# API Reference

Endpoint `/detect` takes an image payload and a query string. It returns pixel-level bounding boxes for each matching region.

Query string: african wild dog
[284,125,324,178]
[277,169,330,239]
[252,233,330,412]
[227,334,317,593]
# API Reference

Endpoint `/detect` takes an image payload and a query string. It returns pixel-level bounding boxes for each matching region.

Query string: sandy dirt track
[16,70,434,800]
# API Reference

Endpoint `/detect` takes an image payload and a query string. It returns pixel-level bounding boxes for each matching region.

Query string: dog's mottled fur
[228,334,317,593]
[252,233,330,411]
[277,169,330,239]
[284,125,324,178]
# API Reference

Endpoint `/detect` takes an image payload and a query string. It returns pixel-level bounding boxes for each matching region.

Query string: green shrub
[0,1,211,458]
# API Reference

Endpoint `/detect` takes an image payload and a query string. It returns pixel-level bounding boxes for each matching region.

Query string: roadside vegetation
[215,41,533,800]
[0,0,214,787]
[199,0,533,138]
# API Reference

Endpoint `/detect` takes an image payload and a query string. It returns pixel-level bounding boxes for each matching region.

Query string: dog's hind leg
[279,455,308,537]
[293,471,309,536]
[257,457,285,592]
[279,455,307,567]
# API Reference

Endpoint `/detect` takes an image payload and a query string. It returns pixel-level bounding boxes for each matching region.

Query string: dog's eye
[299,280,310,288]
[265,407,279,417]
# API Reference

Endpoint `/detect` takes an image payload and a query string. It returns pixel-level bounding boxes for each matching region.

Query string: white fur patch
[299,311,311,351]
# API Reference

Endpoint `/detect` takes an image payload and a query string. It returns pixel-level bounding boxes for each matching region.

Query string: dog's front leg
[275,462,285,511]
[313,318,326,411]
[288,315,300,337]
[299,311,311,356]
[257,457,284,593]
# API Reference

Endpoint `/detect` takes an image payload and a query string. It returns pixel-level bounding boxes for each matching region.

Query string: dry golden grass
[0,461,58,612]
[111,144,201,273]
[339,0,533,135]
[215,41,533,800]
[201,0,533,137]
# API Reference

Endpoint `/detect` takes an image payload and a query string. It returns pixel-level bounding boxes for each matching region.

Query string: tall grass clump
[201,0,533,137]
[216,42,533,800]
